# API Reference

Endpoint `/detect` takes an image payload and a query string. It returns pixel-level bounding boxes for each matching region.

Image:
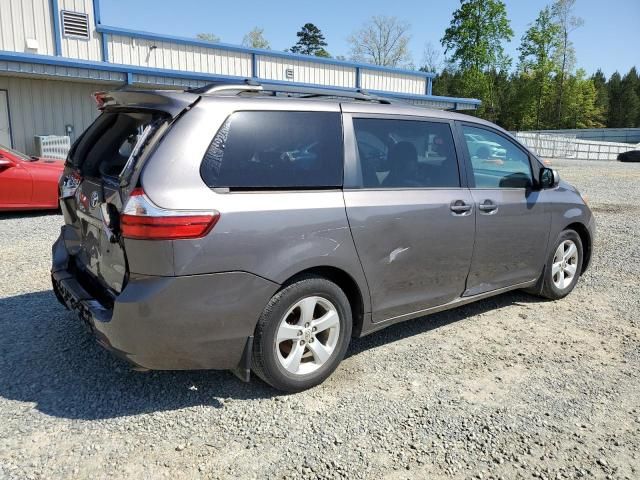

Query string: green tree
[441,0,513,72]
[441,0,514,120]
[620,68,640,127]
[518,6,562,129]
[242,27,270,49]
[607,72,624,127]
[591,69,609,123]
[551,0,584,124]
[196,33,220,43]
[290,23,330,57]
[562,70,604,128]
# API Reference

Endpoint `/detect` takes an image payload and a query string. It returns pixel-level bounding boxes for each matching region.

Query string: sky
[101,0,639,78]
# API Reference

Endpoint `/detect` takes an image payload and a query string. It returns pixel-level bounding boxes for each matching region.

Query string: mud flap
[231,336,253,383]
[523,264,546,296]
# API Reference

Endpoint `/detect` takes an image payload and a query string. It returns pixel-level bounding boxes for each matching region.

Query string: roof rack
[187,79,393,104]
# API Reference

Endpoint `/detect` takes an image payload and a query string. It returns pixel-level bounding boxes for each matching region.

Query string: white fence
[512,132,639,161]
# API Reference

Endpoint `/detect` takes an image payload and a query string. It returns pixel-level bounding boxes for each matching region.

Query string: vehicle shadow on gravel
[0,289,540,420]
[347,290,540,358]
[0,290,273,420]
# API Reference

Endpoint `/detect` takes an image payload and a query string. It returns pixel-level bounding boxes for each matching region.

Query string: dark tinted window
[462,125,533,188]
[353,118,460,188]
[200,111,343,189]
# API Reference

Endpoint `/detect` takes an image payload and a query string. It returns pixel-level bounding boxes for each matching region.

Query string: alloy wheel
[275,296,341,375]
[552,239,579,290]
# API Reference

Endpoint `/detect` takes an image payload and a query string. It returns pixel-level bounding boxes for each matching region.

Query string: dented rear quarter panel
[138,96,372,313]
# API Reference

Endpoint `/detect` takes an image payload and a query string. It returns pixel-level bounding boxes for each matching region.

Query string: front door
[0,90,11,148]
[459,123,550,296]
[343,115,476,322]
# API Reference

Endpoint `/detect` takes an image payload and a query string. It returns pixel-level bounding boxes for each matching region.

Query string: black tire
[252,276,352,392]
[534,229,583,300]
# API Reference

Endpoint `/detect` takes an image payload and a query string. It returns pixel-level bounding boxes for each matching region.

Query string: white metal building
[0,0,480,156]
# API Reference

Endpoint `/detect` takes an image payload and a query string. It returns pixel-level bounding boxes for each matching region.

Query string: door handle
[450,200,472,214]
[478,199,498,213]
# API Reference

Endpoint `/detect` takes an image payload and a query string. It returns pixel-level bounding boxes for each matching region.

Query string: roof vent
[61,11,90,39]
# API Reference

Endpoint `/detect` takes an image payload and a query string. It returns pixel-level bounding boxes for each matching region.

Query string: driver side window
[462,125,532,189]
[353,118,460,189]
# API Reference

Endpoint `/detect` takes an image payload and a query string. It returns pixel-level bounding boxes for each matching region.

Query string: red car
[0,144,64,211]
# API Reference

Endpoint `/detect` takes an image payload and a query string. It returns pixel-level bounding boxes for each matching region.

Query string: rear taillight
[60,171,82,198]
[121,188,219,240]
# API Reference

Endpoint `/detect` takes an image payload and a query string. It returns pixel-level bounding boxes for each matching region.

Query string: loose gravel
[0,159,639,480]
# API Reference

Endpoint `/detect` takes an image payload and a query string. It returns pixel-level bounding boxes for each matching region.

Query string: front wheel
[536,229,584,300]
[252,276,352,392]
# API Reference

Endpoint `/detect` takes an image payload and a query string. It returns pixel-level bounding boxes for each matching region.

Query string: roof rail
[188,79,393,104]
[187,79,262,95]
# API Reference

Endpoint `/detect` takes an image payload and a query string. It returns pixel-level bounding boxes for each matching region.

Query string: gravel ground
[0,159,639,480]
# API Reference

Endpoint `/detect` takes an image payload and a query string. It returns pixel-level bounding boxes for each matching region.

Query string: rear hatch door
[59,89,198,294]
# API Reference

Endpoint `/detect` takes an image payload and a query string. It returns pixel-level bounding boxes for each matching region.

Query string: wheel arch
[281,266,366,338]
[565,222,592,273]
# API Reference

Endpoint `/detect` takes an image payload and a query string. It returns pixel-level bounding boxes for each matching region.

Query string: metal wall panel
[108,35,252,77]
[132,74,207,89]
[360,69,425,95]
[0,76,107,154]
[0,0,56,55]
[58,0,102,61]
[0,59,125,82]
[257,55,355,88]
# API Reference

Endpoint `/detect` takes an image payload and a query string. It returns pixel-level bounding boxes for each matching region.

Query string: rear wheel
[536,229,583,300]
[252,276,352,392]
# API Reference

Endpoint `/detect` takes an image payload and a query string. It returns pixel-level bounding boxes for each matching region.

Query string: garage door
[0,90,11,147]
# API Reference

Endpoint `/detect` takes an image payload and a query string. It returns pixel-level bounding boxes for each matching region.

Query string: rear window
[69,111,164,179]
[200,111,343,190]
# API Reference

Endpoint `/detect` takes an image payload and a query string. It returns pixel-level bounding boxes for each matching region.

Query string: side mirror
[0,157,14,170]
[539,167,559,189]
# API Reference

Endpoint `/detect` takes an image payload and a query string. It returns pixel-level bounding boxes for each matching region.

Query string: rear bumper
[52,236,279,371]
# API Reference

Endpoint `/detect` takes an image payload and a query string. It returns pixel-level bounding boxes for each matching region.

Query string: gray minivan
[52,81,594,392]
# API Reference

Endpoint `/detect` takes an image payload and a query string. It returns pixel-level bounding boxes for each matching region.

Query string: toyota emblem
[90,191,100,209]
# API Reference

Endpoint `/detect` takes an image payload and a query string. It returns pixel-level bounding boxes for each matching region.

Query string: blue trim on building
[426,77,433,96]
[101,32,109,62]
[126,72,133,84]
[0,50,239,81]
[355,67,361,89]
[50,0,62,56]
[0,50,480,107]
[95,24,436,79]
[251,53,257,78]
[92,0,101,24]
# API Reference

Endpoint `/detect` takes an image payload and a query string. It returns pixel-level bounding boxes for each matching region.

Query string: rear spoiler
[94,89,200,117]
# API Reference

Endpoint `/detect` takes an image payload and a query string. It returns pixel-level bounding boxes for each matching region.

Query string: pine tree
[290,23,330,57]
[620,68,640,127]
[607,72,624,127]
[591,69,609,123]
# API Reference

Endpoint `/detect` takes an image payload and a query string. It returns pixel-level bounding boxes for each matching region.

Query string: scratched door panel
[344,189,475,322]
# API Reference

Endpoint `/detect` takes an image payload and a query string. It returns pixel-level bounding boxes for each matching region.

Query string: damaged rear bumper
[51,236,278,375]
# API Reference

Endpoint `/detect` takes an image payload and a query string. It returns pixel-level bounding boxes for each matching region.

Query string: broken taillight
[60,171,82,199]
[120,188,219,240]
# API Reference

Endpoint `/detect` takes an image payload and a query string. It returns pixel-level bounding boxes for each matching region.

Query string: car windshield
[0,144,32,161]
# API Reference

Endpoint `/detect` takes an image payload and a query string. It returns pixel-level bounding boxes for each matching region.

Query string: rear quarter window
[200,111,343,190]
